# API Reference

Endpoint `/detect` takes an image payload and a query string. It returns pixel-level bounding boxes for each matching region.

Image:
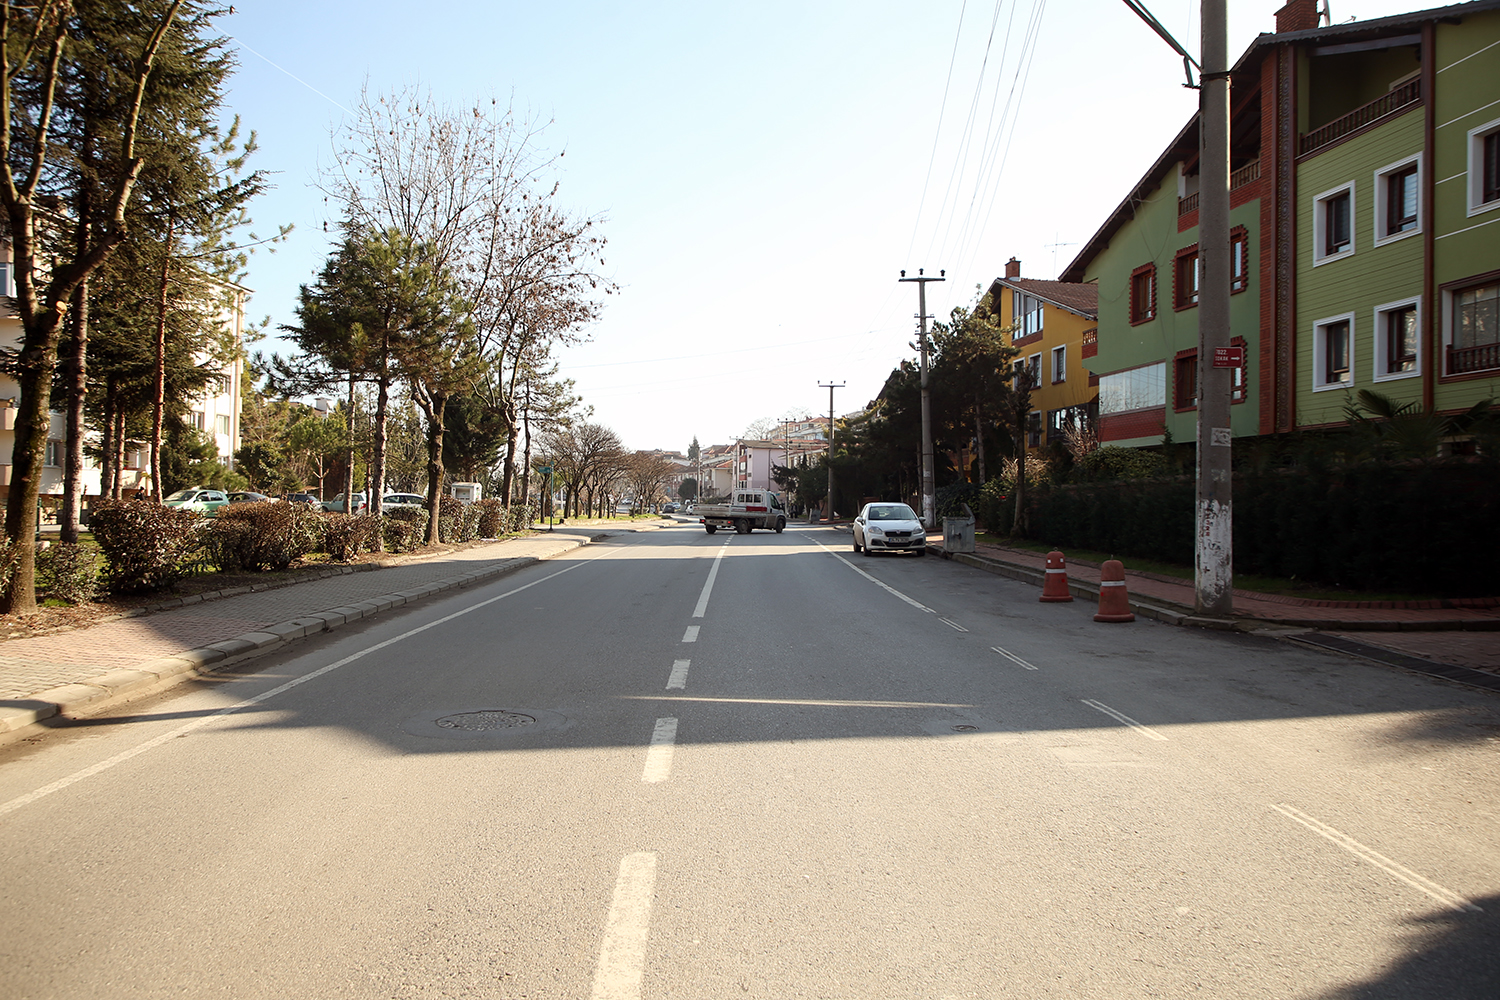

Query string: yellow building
[986,258,1099,452]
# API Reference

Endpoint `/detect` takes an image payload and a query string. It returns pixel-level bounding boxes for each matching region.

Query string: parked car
[852,502,926,556]
[226,491,271,504]
[161,487,229,516]
[284,492,322,508]
[323,492,368,513]
[382,493,427,512]
[662,502,679,514]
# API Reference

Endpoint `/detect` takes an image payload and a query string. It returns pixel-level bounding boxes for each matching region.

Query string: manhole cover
[400,706,570,741]
[951,724,979,732]
[435,710,536,731]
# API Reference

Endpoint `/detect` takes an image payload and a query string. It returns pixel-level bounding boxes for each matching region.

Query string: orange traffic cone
[1040,550,1074,603]
[1093,559,1136,623]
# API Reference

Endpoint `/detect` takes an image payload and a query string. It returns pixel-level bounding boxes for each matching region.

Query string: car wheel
[853,538,861,552]
[705,525,717,534]
[775,518,785,533]
[915,547,926,557]
[736,520,750,534]
[862,543,872,557]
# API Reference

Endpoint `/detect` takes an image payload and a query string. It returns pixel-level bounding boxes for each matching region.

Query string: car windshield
[164,490,197,502]
[868,504,917,521]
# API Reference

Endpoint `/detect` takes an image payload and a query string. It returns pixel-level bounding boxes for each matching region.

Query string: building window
[1173,246,1199,310]
[1313,183,1355,264]
[189,410,205,431]
[0,261,14,298]
[1466,116,1500,216]
[1130,264,1156,324]
[216,414,230,436]
[44,439,61,467]
[1230,337,1248,402]
[1374,156,1420,244]
[1313,313,1355,389]
[1051,345,1066,384]
[1373,298,1420,380]
[1098,362,1166,414]
[1012,292,1044,339]
[1174,351,1197,410]
[1026,411,1042,448]
[1446,277,1499,375]
[1230,227,1249,293]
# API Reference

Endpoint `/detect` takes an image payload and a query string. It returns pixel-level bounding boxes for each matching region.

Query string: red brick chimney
[1005,257,1021,279]
[1276,0,1319,33]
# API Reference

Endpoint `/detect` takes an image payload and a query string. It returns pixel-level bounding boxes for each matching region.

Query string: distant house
[1063,0,1500,448]
[986,258,1099,451]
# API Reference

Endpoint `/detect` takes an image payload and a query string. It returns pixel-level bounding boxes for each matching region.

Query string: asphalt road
[1,520,1496,999]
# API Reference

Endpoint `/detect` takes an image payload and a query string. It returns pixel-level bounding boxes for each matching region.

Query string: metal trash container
[941,504,975,554]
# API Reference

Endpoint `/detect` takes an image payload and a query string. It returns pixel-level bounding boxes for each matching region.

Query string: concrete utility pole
[818,382,843,522]
[1195,0,1233,616]
[899,268,945,529]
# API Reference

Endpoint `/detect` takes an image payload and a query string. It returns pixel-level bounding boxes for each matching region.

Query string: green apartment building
[1064,0,1500,447]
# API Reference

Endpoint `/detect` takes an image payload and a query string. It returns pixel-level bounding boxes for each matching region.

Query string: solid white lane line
[0,557,605,820]
[623,696,970,709]
[590,852,659,1000]
[1271,804,1482,913]
[641,717,678,783]
[808,537,935,613]
[681,625,699,643]
[692,542,730,618]
[666,659,691,690]
[991,645,1038,670]
[1081,699,1169,741]
[939,617,969,632]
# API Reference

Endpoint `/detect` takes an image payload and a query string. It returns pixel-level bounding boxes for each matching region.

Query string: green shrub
[322,512,380,561]
[1072,446,1167,481]
[383,507,428,552]
[91,499,204,593]
[935,482,983,519]
[0,537,22,599]
[474,498,506,537]
[437,495,465,542]
[206,502,323,571]
[37,542,99,603]
[507,502,535,533]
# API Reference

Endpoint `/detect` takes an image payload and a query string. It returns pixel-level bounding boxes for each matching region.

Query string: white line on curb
[692,542,730,618]
[641,717,678,783]
[590,852,658,1000]
[991,646,1039,670]
[0,557,604,819]
[666,660,691,690]
[1271,803,1482,913]
[1081,699,1169,740]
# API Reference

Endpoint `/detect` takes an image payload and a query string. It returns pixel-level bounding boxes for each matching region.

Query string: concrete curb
[0,536,603,745]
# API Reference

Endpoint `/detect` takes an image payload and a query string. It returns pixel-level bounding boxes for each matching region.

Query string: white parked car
[852,502,926,556]
[382,493,427,512]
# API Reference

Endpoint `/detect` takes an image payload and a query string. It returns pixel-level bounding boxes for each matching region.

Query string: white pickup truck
[696,489,788,534]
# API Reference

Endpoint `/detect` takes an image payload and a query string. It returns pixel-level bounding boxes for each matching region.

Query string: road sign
[1212,346,1244,368]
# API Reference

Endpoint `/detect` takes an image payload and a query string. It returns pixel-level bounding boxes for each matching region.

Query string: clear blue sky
[220,0,1417,453]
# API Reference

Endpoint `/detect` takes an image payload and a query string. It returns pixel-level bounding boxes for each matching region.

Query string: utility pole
[818,382,843,522]
[1195,0,1233,616]
[899,268,944,529]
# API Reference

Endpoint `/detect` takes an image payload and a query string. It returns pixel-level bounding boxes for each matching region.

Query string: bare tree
[624,451,675,511]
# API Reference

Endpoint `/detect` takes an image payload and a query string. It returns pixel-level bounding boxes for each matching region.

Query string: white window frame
[0,261,14,298]
[1466,115,1500,218]
[44,439,61,467]
[1372,296,1422,382]
[1051,345,1067,383]
[1313,181,1356,266]
[1027,353,1042,388]
[1373,154,1422,247]
[1312,311,1356,391]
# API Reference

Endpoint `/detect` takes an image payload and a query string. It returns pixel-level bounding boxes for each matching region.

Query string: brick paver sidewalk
[0,527,614,703]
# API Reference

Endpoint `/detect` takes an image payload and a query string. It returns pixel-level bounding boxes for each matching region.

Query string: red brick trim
[1178,207,1198,233]
[1081,327,1098,359]
[1100,406,1165,442]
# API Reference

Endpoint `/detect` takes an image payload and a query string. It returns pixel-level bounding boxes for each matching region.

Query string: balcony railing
[1177,159,1262,216]
[1082,328,1098,359]
[1299,79,1421,156]
[1448,342,1500,375]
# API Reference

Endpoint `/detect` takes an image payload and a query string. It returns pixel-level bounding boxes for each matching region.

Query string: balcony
[1448,342,1500,376]
[1081,328,1098,359]
[1299,79,1421,157]
[1177,160,1262,217]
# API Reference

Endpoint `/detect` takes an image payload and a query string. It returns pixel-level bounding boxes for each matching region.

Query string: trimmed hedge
[1018,462,1500,594]
[383,507,428,552]
[322,512,380,561]
[91,499,204,593]
[206,502,323,572]
[37,541,97,603]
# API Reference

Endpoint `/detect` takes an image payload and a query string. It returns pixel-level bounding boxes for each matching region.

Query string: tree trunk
[112,409,126,498]
[369,333,391,532]
[343,373,356,507]
[414,386,447,545]
[520,386,532,515]
[60,277,89,543]
[1013,427,1028,536]
[0,353,57,614]
[973,397,987,485]
[98,379,116,502]
[497,396,518,509]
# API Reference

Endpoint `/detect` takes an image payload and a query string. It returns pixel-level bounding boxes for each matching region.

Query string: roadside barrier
[1039,550,1074,603]
[1093,559,1136,623]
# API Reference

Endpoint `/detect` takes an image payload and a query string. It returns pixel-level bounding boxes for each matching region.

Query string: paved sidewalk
[0,524,647,741]
[938,539,1500,687]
